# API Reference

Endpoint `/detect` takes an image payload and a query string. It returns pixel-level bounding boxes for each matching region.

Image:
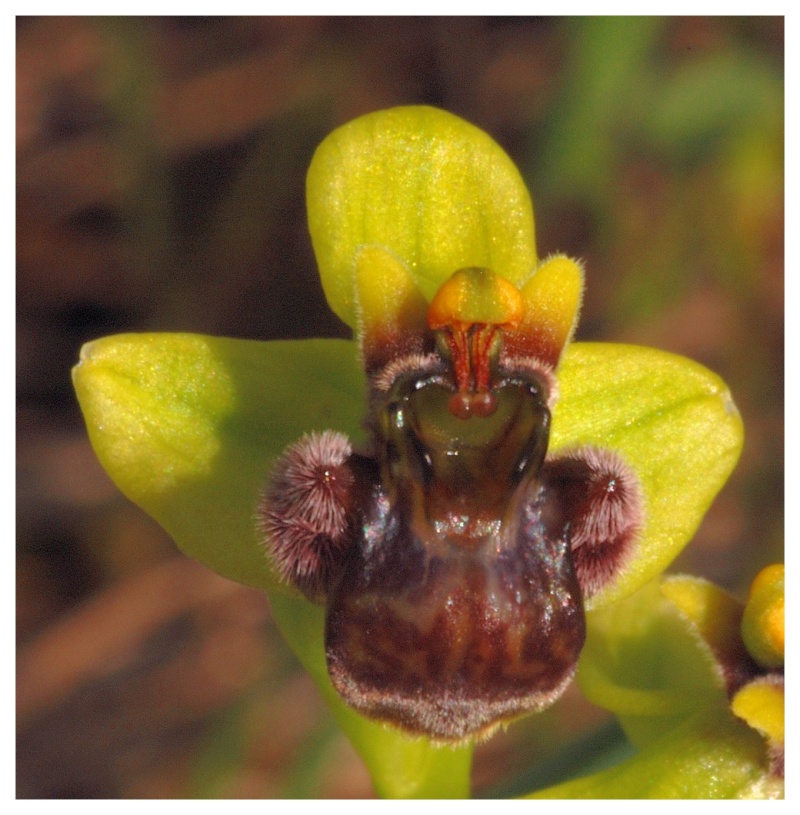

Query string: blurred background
[16,16,783,798]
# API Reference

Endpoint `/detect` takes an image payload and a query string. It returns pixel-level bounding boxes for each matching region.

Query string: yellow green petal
[505,254,585,367]
[354,245,429,374]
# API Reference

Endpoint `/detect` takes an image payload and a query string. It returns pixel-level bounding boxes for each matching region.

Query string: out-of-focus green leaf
[646,51,783,156]
[533,16,663,204]
[306,105,537,328]
[72,332,472,799]
[553,342,744,610]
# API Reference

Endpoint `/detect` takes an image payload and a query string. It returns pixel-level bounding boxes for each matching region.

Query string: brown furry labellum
[258,267,643,742]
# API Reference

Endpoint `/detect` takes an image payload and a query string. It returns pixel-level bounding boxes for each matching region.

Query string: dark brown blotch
[324,483,585,741]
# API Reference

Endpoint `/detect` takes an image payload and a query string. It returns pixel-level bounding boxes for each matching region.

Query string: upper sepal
[307,105,537,329]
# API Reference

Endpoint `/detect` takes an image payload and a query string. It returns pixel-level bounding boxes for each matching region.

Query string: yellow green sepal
[553,344,743,610]
[307,105,537,329]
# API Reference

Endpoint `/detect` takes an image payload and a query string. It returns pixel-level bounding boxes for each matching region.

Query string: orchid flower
[72,106,772,798]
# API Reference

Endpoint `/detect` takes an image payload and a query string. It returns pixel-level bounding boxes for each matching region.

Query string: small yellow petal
[749,563,784,597]
[731,677,784,744]
[354,245,429,375]
[742,564,784,668]
[660,575,746,667]
[504,254,584,368]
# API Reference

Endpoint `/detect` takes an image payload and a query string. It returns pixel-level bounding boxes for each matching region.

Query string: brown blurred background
[16,17,783,798]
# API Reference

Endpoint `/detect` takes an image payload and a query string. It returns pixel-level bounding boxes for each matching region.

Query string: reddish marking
[440,323,502,419]
[444,325,472,393]
[448,391,474,420]
[471,391,497,418]
[471,325,497,393]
